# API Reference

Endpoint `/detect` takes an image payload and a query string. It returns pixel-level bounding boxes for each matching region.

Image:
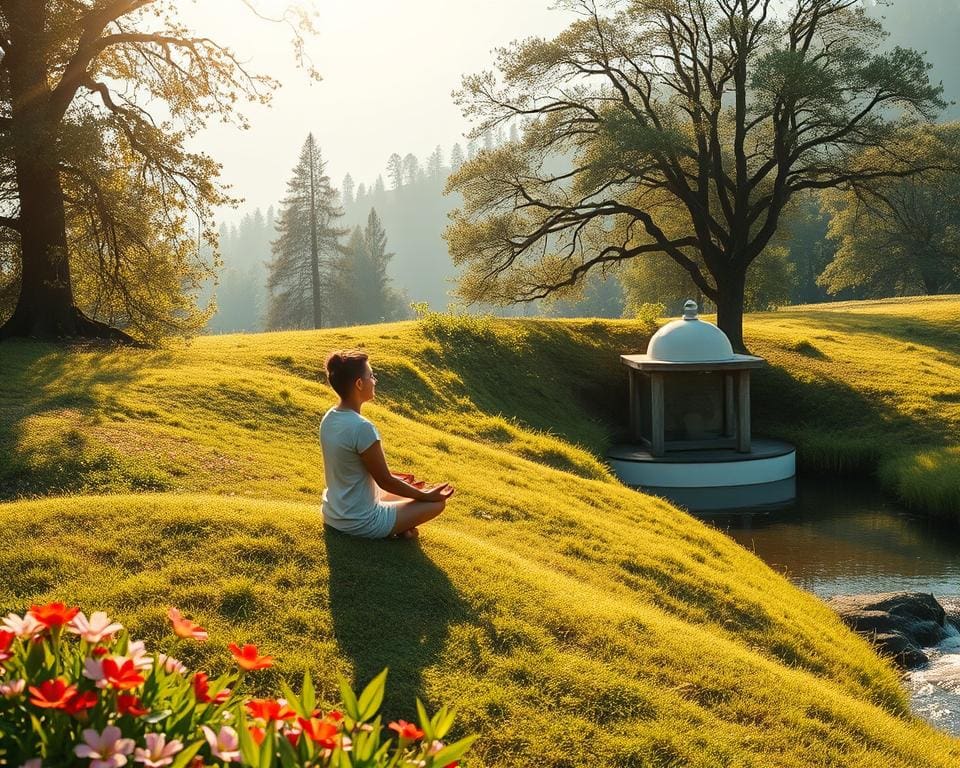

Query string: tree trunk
[308,138,323,329]
[0,5,135,344]
[715,270,748,353]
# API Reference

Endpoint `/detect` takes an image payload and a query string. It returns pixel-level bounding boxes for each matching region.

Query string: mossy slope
[0,309,957,765]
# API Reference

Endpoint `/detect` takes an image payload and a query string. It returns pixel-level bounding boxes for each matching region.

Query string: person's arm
[359,441,451,502]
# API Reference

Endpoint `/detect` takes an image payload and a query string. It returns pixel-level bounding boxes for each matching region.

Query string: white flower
[2,612,42,638]
[69,612,123,643]
[83,657,109,688]
[0,679,25,698]
[126,641,153,671]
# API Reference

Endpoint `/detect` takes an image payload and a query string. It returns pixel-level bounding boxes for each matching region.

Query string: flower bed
[0,603,475,767]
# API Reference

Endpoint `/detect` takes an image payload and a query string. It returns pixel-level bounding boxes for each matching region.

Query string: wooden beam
[650,373,665,457]
[737,370,751,453]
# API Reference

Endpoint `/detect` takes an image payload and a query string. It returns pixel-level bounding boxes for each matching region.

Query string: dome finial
[682,299,698,320]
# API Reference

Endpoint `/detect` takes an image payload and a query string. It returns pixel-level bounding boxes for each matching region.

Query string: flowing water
[703,477,960,735]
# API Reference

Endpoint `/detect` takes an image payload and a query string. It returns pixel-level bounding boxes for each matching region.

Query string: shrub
[0,603,475,768]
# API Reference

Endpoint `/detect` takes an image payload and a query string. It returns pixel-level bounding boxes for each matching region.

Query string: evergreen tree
[342,174,355,207]
[338,208,405,324]
[374,176,386,195]
[427,146,444,179]
[403,153,421,186]
[355,182,367,202]
[267,134,347,330]
[387,154,404,190]
[450,143,465,170]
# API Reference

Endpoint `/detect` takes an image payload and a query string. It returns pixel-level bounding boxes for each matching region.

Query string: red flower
[101,657,144,690]
[249,726,266,746]
[29,602,79,629]
[228,643,273,671]
[28,678,78,709]
[91,645,110,658]
[64,689,98,716]
[117,694,149,716]
[167,607,208,642]
[327,710,344,722]
[298,717,339,749]
[0,630,14,662]
[388,720,424,740]
[245,698,296,722]
[193,671,231,704]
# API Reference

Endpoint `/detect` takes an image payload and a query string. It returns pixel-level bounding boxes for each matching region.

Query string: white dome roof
[646,300,735,362]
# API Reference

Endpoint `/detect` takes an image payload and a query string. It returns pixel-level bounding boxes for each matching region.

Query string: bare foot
[401,527,420,540]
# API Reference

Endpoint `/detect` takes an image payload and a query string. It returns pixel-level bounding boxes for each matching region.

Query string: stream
[703,477,960,735]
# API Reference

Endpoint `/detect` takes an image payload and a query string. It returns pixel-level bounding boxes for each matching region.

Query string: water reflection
[704,477,960,598]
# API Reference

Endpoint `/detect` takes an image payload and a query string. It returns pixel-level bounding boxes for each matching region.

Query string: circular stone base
[607,438,796,489]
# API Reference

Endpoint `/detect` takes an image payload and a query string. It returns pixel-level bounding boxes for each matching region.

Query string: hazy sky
[183,1,578,218]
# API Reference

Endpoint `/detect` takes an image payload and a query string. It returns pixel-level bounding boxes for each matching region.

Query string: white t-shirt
[320,407,381,529]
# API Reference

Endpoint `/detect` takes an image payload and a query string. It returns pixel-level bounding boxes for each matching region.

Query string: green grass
[747,295,960,517]
[0,305,958,765]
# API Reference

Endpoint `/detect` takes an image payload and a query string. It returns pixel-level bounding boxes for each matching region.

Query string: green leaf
[277,730,299,768]
[280,679,308,719]
[258,727,276,768]
[429,735,478,767]
[302,670,316,713]
[238,712,261,765]
[416,699,434,741]
[143,709,173,724]
[434,707,456,740]
[169,742,204,768]
[357,668,388,721]
[338,676,361,722]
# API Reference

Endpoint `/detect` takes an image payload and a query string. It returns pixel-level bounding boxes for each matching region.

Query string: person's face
[356,362,377,401]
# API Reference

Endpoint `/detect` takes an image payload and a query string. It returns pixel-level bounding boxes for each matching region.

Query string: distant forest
[205,0,960,334]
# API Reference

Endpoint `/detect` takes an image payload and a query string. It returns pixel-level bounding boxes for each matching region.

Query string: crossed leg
[387,498,446,538]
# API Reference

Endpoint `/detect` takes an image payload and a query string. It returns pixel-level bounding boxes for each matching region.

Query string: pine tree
[342,174,355,207]
[267,134,347,330]
[427,146,444,179]
[387,153,404,190]
[338,208,402,324]
[403,153,421,186]
[450,143,465,170]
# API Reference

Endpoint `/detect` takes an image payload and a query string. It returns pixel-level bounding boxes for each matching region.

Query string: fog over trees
[204,0,960,337]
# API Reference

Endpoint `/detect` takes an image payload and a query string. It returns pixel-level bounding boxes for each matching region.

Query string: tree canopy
[446,0,946,350]
[0,0,313,343]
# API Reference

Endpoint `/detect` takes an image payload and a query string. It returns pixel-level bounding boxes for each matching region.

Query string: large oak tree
[0,0,311,342]
[446,0,946,350]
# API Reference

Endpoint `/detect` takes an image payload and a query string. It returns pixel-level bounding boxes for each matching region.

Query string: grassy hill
[1,300,959,766]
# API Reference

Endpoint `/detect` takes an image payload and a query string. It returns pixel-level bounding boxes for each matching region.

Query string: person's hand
[421,483,455,502]
[392,471,416,482]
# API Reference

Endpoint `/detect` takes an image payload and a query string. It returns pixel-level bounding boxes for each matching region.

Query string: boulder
[827,592,953,669]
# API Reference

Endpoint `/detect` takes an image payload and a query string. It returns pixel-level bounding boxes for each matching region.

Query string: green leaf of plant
[169,742,204,768]
[280,679,307,718]
[338,676,361,722]
[302,670,316,713]
[143,709,173,724]
[357,668,388,721]
[416,699,434,741]
[259,727,276,768]
[434,707,456,740]
[430,735,478,767]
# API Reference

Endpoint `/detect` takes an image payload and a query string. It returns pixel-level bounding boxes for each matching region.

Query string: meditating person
[320,349,454,539]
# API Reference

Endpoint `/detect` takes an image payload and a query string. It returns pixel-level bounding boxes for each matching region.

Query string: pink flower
[83,658,107,688]
[19,759,41,768]
[126,641,153,671]
[134,733,183,768]
[70,612,123,643]
[157,654,186,675]
[201,726,240,763]
[74,726,135,768]
[2,612,42,638]
[1,678,25,698]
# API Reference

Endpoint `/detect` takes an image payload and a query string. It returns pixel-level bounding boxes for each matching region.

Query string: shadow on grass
[0,342,165,499]
[323,526,471,718]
